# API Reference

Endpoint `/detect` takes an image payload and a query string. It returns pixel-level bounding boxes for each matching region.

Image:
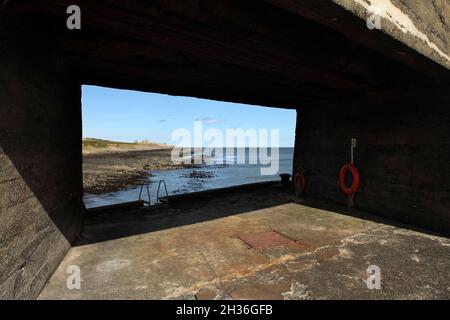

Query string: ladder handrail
[138,182,151,206]
[156,180,169,204]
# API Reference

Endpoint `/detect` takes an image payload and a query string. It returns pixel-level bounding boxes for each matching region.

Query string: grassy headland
[83,138,180,194]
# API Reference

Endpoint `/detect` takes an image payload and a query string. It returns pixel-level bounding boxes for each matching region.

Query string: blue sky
[82,85,296,147]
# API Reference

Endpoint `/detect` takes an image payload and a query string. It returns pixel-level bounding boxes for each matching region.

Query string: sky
[82,85,297,147]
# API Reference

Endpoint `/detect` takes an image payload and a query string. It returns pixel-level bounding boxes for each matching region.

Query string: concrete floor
[39,186,450,299]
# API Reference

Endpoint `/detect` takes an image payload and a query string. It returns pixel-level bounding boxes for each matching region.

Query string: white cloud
[195,117,221,125]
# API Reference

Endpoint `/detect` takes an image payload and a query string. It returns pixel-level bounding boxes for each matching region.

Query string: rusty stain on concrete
[238,231,307,252]
[195,288,218,300]
[230,282,291,300]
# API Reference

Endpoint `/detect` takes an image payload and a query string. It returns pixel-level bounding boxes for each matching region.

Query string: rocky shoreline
[83,148,184,194]
[83,168,150,194]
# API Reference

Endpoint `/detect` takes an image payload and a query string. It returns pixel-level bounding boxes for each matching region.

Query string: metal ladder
[138,179,169,206]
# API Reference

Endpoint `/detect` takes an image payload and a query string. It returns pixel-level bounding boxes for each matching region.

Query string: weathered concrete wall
[294,89,450,235]
[334,0,450,69]
[267,0,450,84]
[0,35,83,299]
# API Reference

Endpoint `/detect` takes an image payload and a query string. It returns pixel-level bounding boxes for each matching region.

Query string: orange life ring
[294,172,306,196]
[339,163,360,196]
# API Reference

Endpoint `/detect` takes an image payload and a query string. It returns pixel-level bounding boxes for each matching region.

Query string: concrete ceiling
[2,0,449,109]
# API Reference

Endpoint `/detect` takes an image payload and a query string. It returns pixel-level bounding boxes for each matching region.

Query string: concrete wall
[0,37,83,299]
[333,0,450,70]
[294,90,450,235]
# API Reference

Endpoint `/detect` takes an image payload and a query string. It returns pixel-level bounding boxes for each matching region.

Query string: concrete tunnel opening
[1,0,450,300]
[81,85,297,210]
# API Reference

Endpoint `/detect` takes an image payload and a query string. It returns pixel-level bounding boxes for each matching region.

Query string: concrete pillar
[0,35,83,298]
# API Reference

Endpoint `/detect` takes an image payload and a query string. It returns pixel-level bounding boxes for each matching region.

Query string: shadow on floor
[299,197,449,239]
[78,184,449,246]
[78,184,296,245]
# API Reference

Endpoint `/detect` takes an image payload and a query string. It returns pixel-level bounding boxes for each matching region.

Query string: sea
[84,147,294,208]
